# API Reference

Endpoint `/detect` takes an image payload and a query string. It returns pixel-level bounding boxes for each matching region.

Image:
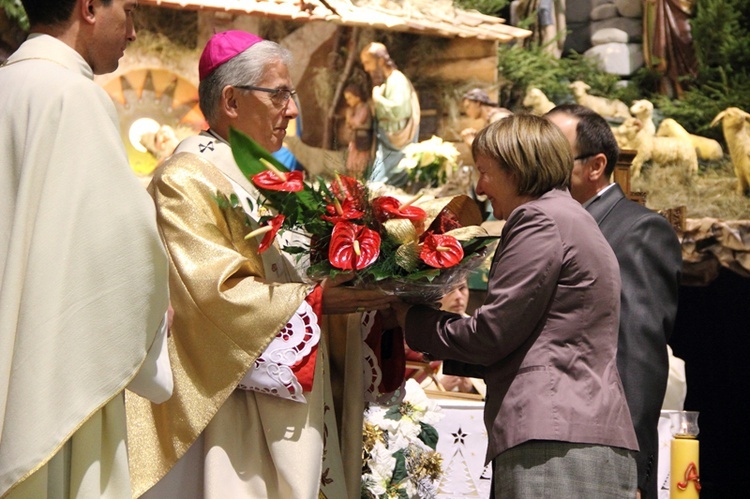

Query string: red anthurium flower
[321,197,365,224]
[244,215,285,254]
[372,196,427,222]
[420,233,464,268]
[372,196,399,222]
[427,208,462,235]
[330,174,363,198]
[331,173,367,210]
[329,221,381,270]
[252,170,304,192]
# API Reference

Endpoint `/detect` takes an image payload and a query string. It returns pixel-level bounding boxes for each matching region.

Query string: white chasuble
[0,35,169,498]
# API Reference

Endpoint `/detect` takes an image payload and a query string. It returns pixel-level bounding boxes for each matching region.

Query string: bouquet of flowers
[361,379,444,499]
[230,129,497,303]
[398,136,461,188]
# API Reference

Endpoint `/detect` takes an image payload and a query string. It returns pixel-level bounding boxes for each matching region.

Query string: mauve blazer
[405,188,639,464]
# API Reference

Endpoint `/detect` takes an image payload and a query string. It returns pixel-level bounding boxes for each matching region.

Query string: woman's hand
[320,273,397,314]
[390,300,413,329]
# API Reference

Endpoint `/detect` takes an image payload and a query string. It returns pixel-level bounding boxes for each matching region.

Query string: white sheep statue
[612,100,655,150]
[523,87,556,116]
[613,122,635,150]
[711,107,750,196]
[629,100,656,136]
[656,118,724,161]
[620,117,699,178]
[569,81,631,120]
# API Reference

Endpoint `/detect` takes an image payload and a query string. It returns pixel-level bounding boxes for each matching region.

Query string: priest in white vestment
[0,1,171,498]
[126,31,402,499]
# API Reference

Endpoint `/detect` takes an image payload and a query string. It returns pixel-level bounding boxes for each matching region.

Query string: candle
[670,435,701,498]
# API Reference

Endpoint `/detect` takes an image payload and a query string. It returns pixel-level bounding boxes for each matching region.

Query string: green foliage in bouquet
[230,127,321,228]
[229,128,498,297]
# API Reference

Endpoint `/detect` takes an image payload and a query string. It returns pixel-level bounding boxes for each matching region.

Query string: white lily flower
[418,150,437,167]
[401,379,444,426]
[367,441,396,488]
[398,155,420,170]
[388,420,421,452]
[362,474,386,497]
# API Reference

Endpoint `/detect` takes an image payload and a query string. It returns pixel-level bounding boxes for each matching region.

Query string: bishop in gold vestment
[127,32,399,499]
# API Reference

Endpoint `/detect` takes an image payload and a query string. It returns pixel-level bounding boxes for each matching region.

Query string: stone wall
[513,0,645,77]
[584,0,644,76]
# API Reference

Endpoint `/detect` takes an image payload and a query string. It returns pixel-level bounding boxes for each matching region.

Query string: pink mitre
[199,30,264,81]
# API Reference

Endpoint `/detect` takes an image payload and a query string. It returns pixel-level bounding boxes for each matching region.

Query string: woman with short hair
[394,114,638,497]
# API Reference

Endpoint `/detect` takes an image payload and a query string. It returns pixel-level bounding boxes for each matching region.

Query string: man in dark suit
[547,104,683,499]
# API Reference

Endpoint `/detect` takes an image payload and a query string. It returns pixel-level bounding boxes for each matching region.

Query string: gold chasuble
[127,137,366,498]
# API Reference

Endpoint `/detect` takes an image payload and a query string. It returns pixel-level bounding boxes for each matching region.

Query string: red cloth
[364,311,405,394]
[291,285,321,392]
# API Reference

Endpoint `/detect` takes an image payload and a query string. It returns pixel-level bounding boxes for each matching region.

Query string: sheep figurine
[657,118,724,161]
[569,81,631,120]
[612,99,655,149]
[629,100,656,136]
[711,107,750,196]
[523,87,556,116]
[613,122,636,149]
[620,117,699,178]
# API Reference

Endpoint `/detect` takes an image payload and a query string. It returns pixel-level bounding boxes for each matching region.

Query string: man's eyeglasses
[234,85,297,105]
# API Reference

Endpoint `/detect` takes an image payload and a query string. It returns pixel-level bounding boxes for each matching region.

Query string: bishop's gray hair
[198,41,293,127]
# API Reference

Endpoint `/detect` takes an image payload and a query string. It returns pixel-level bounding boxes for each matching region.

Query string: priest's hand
[320,273,397,315]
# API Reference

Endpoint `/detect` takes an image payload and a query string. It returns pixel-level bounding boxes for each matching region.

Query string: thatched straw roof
[138,0,531,42]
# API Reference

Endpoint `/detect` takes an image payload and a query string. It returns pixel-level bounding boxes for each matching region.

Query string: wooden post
[659,206,687,232]
[324,27,360,150]
[615,148,649,205]
[614,148,636,198]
